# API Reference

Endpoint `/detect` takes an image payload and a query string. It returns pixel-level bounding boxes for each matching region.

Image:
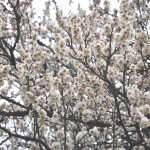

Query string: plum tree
[0,0,150,149]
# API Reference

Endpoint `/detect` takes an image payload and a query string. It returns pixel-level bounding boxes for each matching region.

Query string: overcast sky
[32,0,89,18]
[32,0,119,17]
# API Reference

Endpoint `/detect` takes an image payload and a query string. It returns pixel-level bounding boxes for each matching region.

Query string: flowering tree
[0,0,150,149]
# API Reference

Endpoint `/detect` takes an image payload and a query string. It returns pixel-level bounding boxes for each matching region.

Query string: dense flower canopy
[0,0,150,149]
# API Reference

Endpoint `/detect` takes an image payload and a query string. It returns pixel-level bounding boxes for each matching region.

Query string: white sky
[32,0,119,17]
[32,0,89,17]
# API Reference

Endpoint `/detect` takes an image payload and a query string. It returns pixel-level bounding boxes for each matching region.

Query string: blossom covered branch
[0,0,150,149]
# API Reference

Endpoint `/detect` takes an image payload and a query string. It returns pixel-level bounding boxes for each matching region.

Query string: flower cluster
[0,0,150,149]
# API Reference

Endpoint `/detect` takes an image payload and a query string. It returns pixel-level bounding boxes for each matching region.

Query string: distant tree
[0,0,150,149]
